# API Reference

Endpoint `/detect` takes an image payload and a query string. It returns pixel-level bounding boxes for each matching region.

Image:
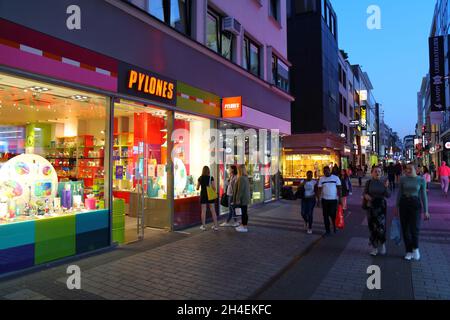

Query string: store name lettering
[127,70,174,100]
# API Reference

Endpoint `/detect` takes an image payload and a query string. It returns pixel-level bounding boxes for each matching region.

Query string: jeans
[388,174,395,191]
[322,199,338,233]
[301,198,316,229]
[441,176,449,194]
[399,196,421,253]
[226,196,237,223]
[241,206,248,226]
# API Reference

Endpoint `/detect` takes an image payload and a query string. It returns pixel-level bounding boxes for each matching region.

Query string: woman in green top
[396,163,430,261]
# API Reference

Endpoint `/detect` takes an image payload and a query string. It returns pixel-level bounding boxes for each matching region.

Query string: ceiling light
[29,86,50,93]
[71,95,90,101]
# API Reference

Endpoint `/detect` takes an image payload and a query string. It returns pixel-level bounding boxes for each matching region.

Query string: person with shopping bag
[362,166,391,256]
[197,166,219,231]
[233,165,251,233]
[318,166,342,235]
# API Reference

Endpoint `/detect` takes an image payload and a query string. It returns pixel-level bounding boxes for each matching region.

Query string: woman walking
[233,165,251,233]
[197,166,219,231]
[220,165,239,227]
[357,166,365,187]
[299,171,318,234]
[437,161,450,197]
[422,167,431,192]
[340,169,352,210]
[397,163,430,261]
[363,166,391,256]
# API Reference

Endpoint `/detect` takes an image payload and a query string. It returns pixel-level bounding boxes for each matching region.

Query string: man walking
[438,161,450,197]
[318,166,342,235]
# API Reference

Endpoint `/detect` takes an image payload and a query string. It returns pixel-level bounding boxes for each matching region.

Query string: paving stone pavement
[0,200,322,300]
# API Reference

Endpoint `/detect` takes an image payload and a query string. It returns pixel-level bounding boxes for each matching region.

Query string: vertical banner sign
[429,36,446,112]
[360,106,367,130]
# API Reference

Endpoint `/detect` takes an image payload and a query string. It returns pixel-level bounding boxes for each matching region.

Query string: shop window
[282,154,339,180]
[173,113,214,228]
[243,36,260,77]
[127,0,191,35]
[0,72,108,226]
[269,0,279,21]
[272,54,290,92]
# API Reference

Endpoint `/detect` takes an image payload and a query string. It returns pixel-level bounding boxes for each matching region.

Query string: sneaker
[412,249,421,261]
[200,225,207,231]
[235,226,248,233]
[220,222,231,227]
[211,226,219,232]
[307,229,313,235]
[379,244,387,255]
[232,222,240,227]
[404,252,413,261]
[370,248,378,256]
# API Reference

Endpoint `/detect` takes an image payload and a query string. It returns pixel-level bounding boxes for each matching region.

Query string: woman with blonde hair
[197,166,219,231]
[396,163,430,261]
[233,165,251,233]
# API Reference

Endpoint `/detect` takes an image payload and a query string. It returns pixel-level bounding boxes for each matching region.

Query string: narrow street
[1,178,449,300]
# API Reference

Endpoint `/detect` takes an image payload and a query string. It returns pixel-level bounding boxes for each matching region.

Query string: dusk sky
[332,0,436,139]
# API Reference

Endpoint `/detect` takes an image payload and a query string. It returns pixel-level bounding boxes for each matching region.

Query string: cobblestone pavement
[257,182,450,300]
[0,200,322,300]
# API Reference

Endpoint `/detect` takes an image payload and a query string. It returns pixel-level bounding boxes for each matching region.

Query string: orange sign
[222,97,242,118]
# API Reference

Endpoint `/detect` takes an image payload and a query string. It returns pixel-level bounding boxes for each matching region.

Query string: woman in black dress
[197,166,219,231]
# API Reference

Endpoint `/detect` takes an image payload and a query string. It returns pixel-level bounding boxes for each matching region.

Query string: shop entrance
[113,101,170,243]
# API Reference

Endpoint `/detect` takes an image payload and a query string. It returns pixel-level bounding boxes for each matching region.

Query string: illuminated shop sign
[118,62,177,106]
[429,36,446,113]
[360,106,367,130]
[445,142,450,150]
[222,96,242,118]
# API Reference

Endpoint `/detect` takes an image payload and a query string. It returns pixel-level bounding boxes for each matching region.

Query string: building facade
[0,0,293,276]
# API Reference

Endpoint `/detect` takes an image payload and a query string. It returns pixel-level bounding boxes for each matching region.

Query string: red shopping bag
[335,204,345,229]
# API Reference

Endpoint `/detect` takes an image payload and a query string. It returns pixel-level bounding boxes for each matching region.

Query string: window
[269,0,279,21]
[243,36,260,77]
[272,55,290,92]
[206,10,234,61]
[321,0,326,19]
[343,98,348,117]
[127,0,191,35]
[339,93,343,114]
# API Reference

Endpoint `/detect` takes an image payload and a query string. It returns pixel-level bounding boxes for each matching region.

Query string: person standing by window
[197,166,219,231]
[396,163,430,261]
[318,166,342,236]
[233,165,251,233]
[220,165,239,227]
[363,166,391,256]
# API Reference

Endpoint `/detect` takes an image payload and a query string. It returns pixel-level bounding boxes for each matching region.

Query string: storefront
[281,133,343,182]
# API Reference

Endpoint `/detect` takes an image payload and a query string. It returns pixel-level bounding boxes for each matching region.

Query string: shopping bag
[207,176,218,201]
[335,204,345,229]
[234,207,242,216]
[390,217,402,245]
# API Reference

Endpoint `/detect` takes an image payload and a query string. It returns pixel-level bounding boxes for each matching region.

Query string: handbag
[220,194,229,207]
[234,206,242,216]
[335,204,345,229]
[206,176,218,201]
[390,217,402,245]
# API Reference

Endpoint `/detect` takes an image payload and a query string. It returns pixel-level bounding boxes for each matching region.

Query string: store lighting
[29,86,50,93]
[71,95,89,102]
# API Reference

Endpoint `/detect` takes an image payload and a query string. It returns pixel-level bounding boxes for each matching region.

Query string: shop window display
[0,73,107,225]
[282,154,340,180]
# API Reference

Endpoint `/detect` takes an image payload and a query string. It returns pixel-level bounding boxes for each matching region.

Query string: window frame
[269,0,280,22]
[272,54,290,92]
[206,8,234,62]
[243,36,261,78]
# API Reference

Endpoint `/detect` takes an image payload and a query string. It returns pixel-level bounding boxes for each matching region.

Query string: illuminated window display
[282,154,340,180]
[173,112,214,228]
[0,73,108,226]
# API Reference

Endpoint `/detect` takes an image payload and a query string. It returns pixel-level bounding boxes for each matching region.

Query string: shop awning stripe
[177,92,218,108]
[1,36,116,79]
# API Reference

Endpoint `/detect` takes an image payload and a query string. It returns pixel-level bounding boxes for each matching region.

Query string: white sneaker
[235,226,248,233]
[211,226,219,232]
[200,225,207,231]
[379,244,387,255]
[370,248,378,256]
[412,249,421,261]
[232,222,240,227]
[307,229,313,235]
[404,252,413,261]
[220,222,231,227]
